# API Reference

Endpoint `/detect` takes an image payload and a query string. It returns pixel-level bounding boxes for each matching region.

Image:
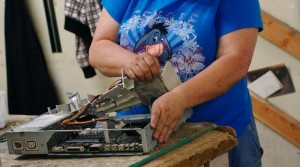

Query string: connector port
[25,140,38,151]
[12,141,24,151]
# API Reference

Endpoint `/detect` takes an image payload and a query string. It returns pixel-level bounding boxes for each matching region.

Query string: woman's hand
[151,91,188,143]
[124,52,160,83]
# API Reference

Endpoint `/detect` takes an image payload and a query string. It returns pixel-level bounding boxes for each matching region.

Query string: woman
[89,1,264,166]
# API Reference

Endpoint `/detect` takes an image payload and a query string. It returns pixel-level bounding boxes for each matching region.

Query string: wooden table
[0,115,237,167]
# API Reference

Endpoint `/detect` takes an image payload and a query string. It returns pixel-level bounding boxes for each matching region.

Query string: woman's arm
[151,28,259,143]
[89,9,160,83]
[174,28,258,107]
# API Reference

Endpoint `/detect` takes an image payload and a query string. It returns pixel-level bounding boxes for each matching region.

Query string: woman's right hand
[124,52,160,83]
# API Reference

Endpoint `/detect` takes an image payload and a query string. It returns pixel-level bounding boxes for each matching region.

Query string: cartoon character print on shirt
[119,11,206,82]
[133,23,172,66]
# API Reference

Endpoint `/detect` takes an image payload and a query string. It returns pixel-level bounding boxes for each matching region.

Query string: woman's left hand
[151,91,188,143]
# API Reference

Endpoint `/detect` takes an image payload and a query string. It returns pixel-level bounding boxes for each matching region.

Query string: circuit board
[4,62,192,156]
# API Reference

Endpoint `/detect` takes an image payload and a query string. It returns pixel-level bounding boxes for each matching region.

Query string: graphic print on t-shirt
[133,23,172,66]
[119,10,206,81]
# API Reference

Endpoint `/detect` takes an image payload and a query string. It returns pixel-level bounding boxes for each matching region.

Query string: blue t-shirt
[102,0,263,137]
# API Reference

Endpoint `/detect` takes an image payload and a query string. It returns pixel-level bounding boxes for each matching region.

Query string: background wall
[252,0,300,124]
[0,0,115,106]
[260,0,300,31]
[27,0,117,101]
[0,0,300,166]
[251,0,300,166]
[0,2,6,97]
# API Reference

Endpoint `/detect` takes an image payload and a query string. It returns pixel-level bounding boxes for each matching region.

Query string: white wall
[260,0,300,31]
[0,1,7,114]
[251,0,300,121]
[26,0,118,102]
[0,1,7,93]
[252,37,300,167]
[251,37,300,120]
[0,0,116,105]
[251,1,300,166]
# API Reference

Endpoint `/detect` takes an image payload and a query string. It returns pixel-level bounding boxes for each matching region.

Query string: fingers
[156,117,171,143]
[154,115,178,143]
[144,54,160,78]
[124,53,160,82]
[137,56,154,82]
[151,103,179,143]
[151,104,161,129]
[151,92,186,143]
[152,113,166,141]
[124,64,145,81]
[163,121,178,142]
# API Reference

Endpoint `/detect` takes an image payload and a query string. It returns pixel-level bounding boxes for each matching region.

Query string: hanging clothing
[5,0,59,115]
[64,0,102,78]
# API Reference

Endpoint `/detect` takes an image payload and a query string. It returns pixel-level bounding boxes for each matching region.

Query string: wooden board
[0,115,237,167]
[251,93,300,148]
[260,11,300,60]
[143,125,237,167]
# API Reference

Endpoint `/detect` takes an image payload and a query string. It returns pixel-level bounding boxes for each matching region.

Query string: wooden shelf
[260,11,300,60]
[251,93,300,148]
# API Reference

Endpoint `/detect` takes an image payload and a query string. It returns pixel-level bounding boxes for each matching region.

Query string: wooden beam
[260,10,300,60]
[251,93,300,148]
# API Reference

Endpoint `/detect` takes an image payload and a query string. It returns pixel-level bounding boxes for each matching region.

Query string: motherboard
[5,62,192,156]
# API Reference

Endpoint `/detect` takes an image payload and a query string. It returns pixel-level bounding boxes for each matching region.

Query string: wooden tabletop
[0,115,237,167]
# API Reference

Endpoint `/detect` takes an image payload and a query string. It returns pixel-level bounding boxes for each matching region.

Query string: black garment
[5,0,59,115]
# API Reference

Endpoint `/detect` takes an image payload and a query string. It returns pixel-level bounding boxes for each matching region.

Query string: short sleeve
[216,0,263,38]
[101,0,130,24]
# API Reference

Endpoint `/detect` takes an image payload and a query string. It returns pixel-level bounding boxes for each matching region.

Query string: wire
[107,79,122,91]
[61,94,120,126]
[62,78,122,126]
[63,118,120,125]
[61,95,100,125]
